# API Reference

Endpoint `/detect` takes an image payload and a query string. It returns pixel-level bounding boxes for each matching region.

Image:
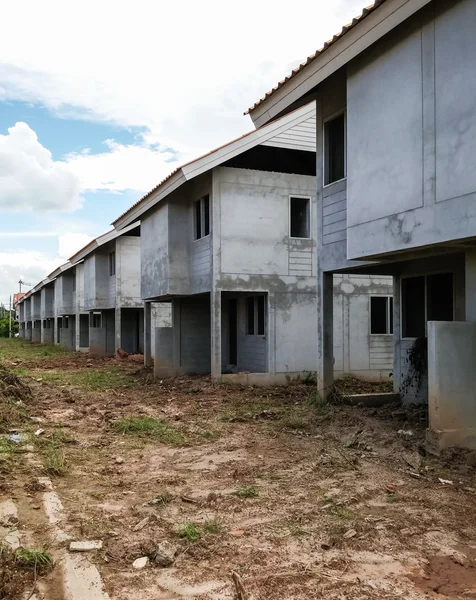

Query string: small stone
[451,551,468,567]
[207,492,218,503]
[34,429,45,437]
[154,541,177,567]
[116,457,124,465]
[467,451,476,469]
[133,556,149,570]
[133,517,150,532]
[343,529,357,539]
[69,540,103,552]
[32,505,41,510]
[230,530,244,537]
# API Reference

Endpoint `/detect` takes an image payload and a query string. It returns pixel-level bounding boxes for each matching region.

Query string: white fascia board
[69,221,140,263]
[250,0,432,127]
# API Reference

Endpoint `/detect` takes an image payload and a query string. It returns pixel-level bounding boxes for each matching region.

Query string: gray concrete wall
[79,314,89,349]
[41,319,54,345]
[346,0,476,261]
[333,275,394,381]
[59,315,75,350]
[392,253,465,404]
[428,321,476,450]
[117,237,142,307]
[177,296,211,373]
[84,253,112,310]
[31,293,41,320]
[24,298,31,322]
[25,322,32,341]
[141,173,212,300]
[32,321,41,343]
[56,272,75,315]
[40,286,55,319]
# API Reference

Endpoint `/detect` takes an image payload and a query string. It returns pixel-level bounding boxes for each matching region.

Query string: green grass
[0,437,18,474]
[203,519,221,535]
[177,522,201,543]
[233,485,259,499]
[0,398,27,433]
[15,547,53,572]
[307,391,331,415]
[90,491,105,500]
[43,445,69,477]
[0,338,73,362]
[37,368,130,390]
[114,416,184,445]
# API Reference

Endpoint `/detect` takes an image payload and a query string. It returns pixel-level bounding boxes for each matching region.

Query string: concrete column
[40,320,45,344]
[115,308,121,352]
[465,250,476,321]
[392,274,402,393]
[75,312,81,351]
[210,291,222,381]
[317,271,334,397]
[144,302,152,367]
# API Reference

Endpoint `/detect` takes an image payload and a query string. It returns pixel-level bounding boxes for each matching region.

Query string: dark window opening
[402,276,425,338]
[247,296,266,336]
[257,296,265,335]
[90,312,102,328]
[223,146,316,176]
[371,296,393,334]
[194,195,210,240]
[64,317,69,329]
[402,273,453,338]
[109,251,116,276]
[324,113,346,185]
[247,297,255,335]
[290,197,310,238]
[427,273,454,322]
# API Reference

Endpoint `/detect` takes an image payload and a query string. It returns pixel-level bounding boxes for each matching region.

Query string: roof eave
[248,0,431,128]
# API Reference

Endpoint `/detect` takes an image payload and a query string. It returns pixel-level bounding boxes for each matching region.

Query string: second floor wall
[141,168,317,300]
[84,236,141,310]
[346,0,476,261]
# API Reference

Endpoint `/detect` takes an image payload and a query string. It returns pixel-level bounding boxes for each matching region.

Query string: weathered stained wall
[333,274,393,380]
[392,253,465,403]
[40,285,55,319]
[141,173,212,300]
[346,0,476,260]
[116,237,141,307]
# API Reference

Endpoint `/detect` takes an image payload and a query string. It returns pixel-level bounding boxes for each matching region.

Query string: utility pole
[18,279,32,293]
[8,296,12,338]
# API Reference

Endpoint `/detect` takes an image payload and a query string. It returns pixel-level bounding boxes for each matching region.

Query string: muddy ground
[2,338,476,599]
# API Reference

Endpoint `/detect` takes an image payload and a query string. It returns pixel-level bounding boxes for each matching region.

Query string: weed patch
[177,522,201,543]
[15,547,53,573]
[43,445,68,477]
[233,485,259,499]
[203,519,221,534]
[114,417,184,445]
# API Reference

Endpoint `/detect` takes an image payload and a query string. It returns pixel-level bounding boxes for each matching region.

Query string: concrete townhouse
[113,104,393,384]
[246,0,476,449]
[68,223,142,356]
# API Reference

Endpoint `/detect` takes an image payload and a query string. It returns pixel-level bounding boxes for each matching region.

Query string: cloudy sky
[0,0,367,305]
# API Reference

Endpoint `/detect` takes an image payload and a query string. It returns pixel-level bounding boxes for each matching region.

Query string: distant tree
[0,314,18,337]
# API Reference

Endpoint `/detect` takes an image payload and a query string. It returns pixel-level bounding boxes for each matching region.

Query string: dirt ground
[2,338,476,599]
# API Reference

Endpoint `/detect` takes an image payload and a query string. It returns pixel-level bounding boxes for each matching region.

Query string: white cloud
[0,122,81,212]
[0,233,94,306]
[58,233,94,260]
[65,140,190,193]
[0,0,368,159]
[0,251,60,306]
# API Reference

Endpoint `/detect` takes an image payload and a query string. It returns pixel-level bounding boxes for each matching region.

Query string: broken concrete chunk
[133,516,150,532]
[115,457,124,465]
[451,551,468,567]
[154,541,177,567]
[133,556,149,570]
[69,540,103,552]
[343,529,357,539]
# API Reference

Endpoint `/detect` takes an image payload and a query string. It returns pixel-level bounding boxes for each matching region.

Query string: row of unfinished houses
[17,0,476,450]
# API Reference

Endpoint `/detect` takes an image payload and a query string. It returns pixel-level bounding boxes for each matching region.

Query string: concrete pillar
[465,249,476,321]
[144,302,152,367]
[317,271,334,398]
[392,274,402,394]
[75,312,80,351]
[210,291,222,382]
[115,308,122,352]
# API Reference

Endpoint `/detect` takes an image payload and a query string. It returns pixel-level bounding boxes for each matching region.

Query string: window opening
[290,197,310,238]
[324,113,346,185]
